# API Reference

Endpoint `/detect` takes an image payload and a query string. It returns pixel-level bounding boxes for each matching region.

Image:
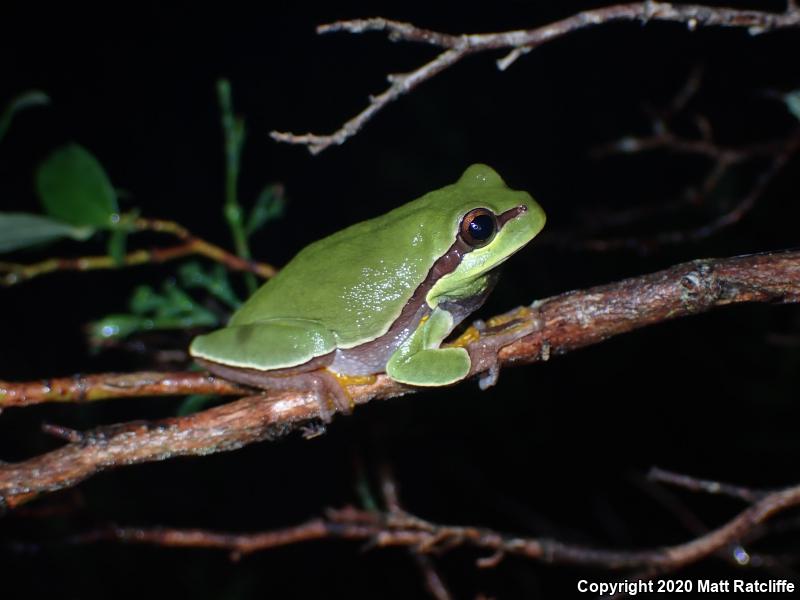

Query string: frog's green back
[229,164,532,348]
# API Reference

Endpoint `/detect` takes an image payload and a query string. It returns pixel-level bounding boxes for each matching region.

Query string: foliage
[0,212,93,253]
[0,90,48,143]
[36,144,119,227]
[0,83,284,342]
[786,89,800,122]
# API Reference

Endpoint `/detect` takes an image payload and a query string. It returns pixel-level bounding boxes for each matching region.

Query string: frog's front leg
[454,306,542,390]
[386,308,471,386]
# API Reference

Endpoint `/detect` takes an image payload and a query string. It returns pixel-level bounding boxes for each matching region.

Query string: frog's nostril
[497,205,528,227]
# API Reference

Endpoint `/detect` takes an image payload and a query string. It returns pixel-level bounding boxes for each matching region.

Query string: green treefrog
[190,164,545,416]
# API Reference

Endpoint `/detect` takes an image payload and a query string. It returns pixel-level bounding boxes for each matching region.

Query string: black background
[2,1,800,598]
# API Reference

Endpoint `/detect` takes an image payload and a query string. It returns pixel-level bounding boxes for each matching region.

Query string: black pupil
[468,214,495,241]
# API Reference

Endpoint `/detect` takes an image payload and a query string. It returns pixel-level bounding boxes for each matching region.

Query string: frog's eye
[459,208,497,248]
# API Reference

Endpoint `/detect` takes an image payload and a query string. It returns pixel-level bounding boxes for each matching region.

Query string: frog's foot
[308,369,354,422]
[195,359,356,424]
[264,369,353,423]
[457,307,542,390]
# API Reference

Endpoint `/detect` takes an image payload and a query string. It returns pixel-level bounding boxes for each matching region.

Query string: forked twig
[271,3,800,154]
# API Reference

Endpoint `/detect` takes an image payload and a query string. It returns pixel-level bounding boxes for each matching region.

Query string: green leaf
[36,144,119,228]
[129,285,162,315]
[87,314,153,342]
[246,183,285,237]
[0,212,93,253]
[161,281,200,317]
[107,227,128,265]
[88,308,218,344]
[176,394,217,416]
[0,91,49,143]
[179,261,242,309]
[785,90,800,122]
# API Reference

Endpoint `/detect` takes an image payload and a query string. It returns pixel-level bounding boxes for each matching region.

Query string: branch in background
[555,129,800,252]
[2,250,800,508]
[68,470,800,581]
[648,466,771,504]
[376,467,454,600]
[0,217,276,287]
[270,3,800,154]
[536,64,800,252]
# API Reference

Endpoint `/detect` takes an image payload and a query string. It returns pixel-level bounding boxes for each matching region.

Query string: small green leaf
[179,262,242,309]
[785,90,800,122]
[36,144,119,228]
[246,183,285,237]
[87,314,152,343]
[0,91,49,143]
[0,212,93,253]
[88,309,218,344]
[176,394,217,416]
[107,227,128,265]
[161,282,200,317]
[129,285,161,315]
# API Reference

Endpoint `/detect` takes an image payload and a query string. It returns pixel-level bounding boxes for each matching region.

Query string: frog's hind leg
[255,368,353,423]
[196,358,352,423]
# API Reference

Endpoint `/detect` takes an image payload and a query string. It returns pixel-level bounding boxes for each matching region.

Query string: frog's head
[424,163,546,307]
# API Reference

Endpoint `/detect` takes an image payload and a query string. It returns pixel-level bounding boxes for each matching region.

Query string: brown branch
[0,371,249,408]
[2,250,800,508]
[574,130,800,252]
[545,62,800,253]
[0,217,277,286]
[71,475,800,578]
[649,467,771,503]
[270,3,800,154]
[375,467,453,600]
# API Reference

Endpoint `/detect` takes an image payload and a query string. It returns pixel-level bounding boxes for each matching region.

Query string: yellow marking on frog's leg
[485,306,534,328]
[326,369,377,413]
[450,325,482,348]
[332,373,378,387]
[454,308,541,391]
[451,307,535,349]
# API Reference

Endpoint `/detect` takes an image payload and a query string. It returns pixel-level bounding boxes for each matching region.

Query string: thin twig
[649,467,771,503]
[0,217,276,287]
[412,554,453,600]
[1,250,800,507]
[555,129,800,252]
[601,136,797,250]
[376,468,454,600]
[71,476,800,576]
[271,3,800,154]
